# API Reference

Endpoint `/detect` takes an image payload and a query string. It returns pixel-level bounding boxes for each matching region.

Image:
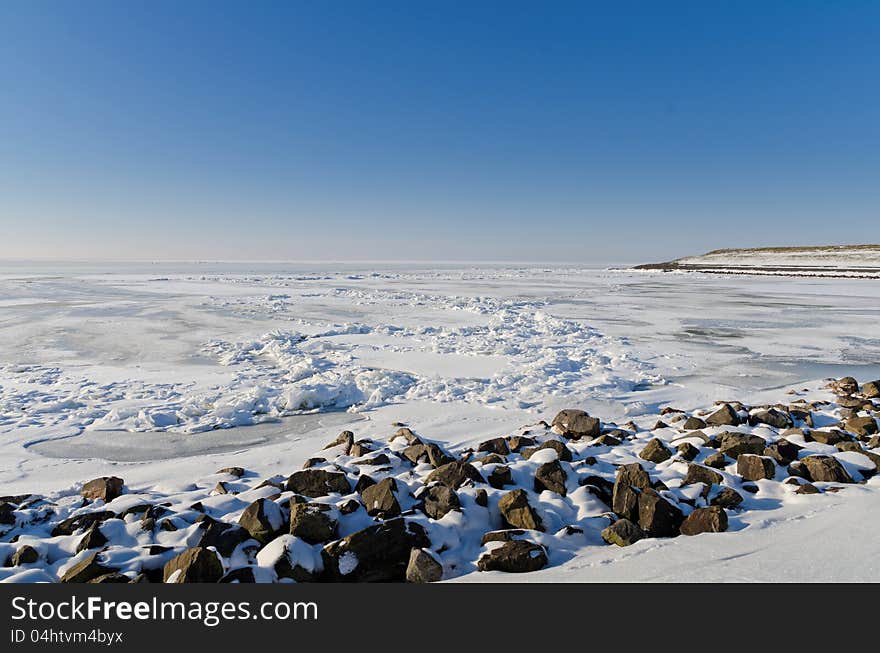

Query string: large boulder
[718,432,767,458]
[763,440,802,466]
[80,477,124,503]
[405,548,443,583]
[601,518,646,547]
[289,502,338,544]
[498,489,543,531]
[639,439,672,464]
[830,376,859,396]
[680,506,728,535]
[861,380,880,399]
[478,438,510,455]
[76,522,108,553]
[683,464,723,487]
[612,463,651,521]
[286,470,352,497]
[487,466,513,489]
[705,404,740,426]
[534,460,567,496]
[162,546,223,583]
[477,540,548,573]
[196,516,249,557]
[797,456,854,483]
[238,498,285,544]
[703,452,728,469]
[258,534,323,582]
[421,484,461,520]
[61,551,116,583]
[425,460,484,489]
[321,518,430,582]
[709,486,744,509]
[323,430,354,453]
[682,416,707,430]
[551,409,601,439]
[846,416,878,437]
[522,440,573,462]
[737,454,776,481]
[402,443,454,468]
[637,488,683,538]
[749,408,792,429]
[11,545,40,566]
[359,477,401,518]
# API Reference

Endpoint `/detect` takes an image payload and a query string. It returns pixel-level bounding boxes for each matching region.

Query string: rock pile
[1,377,879,582]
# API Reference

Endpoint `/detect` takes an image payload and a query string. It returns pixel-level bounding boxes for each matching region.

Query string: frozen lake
[1,262,879,488]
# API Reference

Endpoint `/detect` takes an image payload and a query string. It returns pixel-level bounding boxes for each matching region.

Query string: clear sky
[1,1,877,263]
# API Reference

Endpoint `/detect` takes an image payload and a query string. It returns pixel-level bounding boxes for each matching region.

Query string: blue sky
[1,1,877,262]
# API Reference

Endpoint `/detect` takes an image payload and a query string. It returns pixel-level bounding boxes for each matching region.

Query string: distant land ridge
[635,244,880,278]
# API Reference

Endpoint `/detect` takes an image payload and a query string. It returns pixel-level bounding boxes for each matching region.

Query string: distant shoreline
[635,245,880,279]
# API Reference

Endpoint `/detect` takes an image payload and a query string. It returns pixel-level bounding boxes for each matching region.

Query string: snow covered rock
[360,477,401,518]
[163,547,223,583]
[425,460,484,489]
[534,460,568,496]
[680,506,728,536]
[612,463,651,521]
[420,484,461,520]
[639,438,672,463]
[80,476,124,503]
[737,454,776,481]
[406,548,443,583]
[238,498,285,544]
[286,469,352,497]
[551,409,600,439]
[321,518,430,582]
[477,540,548,573]
[289,502,338,544]
[498,489,543,531]
[601,518,646,547]
[637,488,683,538]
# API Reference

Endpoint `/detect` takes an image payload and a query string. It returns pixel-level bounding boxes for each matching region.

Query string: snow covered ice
[1,261,880,582]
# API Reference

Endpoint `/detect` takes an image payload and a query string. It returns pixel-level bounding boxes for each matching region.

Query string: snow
[1,261,880,582]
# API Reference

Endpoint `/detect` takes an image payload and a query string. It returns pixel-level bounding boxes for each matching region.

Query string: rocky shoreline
[2,376,879,583]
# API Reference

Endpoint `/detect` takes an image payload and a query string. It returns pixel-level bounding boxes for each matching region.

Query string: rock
[480,529,527,544]
[302,457,326,469]
[637,488,684,538]
[737,454,776,481]
[196,516,249,557]
[425,460,485,489]
[867,435,880,449]
[763,440,802,466]
[601,518,646,547]
[677,442,699,461]
[163,547,224,583]
[534,460,568,496]
[789,409,814,427]
[749,408,792,429]
[477,540,548,573]
[838,442,880,468]
[80,477,124,503]
[580,475,614,506]
[498,489,543,531]
[487,465,513,489]
[799,456,854,483]
[474,489,488,507]
[680,506,728,535]
[846,415,878,437]
[683,464,723,487]
[321,518,430,582]
[0,502,16,525]
[478,438,510,455]
[60,551,115,583]
[219,567,256,583]
[216,466,245,477]
[830,376,859,396]
[323,430,354,453]
[289,502,338,544]
[392,427,421,445]
[11,545,39,566]
[612,463,651,521]
[51,511,115,537]
[88,572,130,584]
[861,380,880,398]
[238,498,285,544]
[718,432,767,458]
[286,470,352,497]
[406,548,443,583]
[337,498,361,515]
[795,482,821,495]
[351,453,390,466]
[591,434,622,446]
[212,482,230,495]
[76,522,108,552]
[709,487,743,509]
[507,435,536,452]
[421,484,461,520]
[402,443,454,468]
[360,477,401,518]
[354,474,376,494]
[639,438,672,463]
[682,416,707,430]
[704,452,728,469]
[522,440,573,462]
[810,430,849,445]
[705,404,740,426]
[551,409,600,439]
